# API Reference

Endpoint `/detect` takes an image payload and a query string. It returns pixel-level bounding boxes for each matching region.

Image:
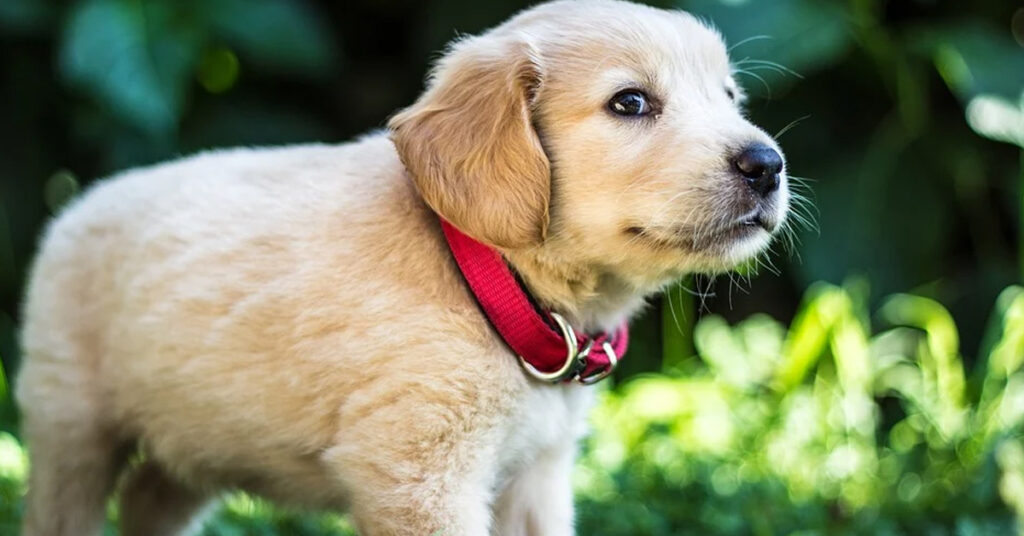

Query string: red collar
[440,219,628,384]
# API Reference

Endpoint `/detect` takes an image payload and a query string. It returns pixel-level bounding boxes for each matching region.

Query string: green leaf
[694,314,784,388]
[205,0,336,76]
[983,287,1024,382]
[913,21,1024,103]
[772,283,837,391]
[965,92,1024,148]
[0,0,55,34]
[879,294,968,438]
[59,0,202,135]
[682,0,852,95]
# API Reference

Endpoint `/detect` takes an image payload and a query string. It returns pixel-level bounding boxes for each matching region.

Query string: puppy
[15,0,788,534]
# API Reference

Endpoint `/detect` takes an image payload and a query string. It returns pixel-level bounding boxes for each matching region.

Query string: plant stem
[662,277,694,370]
[0,354,6,411]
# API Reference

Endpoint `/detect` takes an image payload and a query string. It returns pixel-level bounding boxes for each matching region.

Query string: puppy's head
[391,0,789,293]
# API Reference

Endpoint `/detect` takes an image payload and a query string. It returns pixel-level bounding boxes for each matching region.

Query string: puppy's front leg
[493,444,577,536]
[327,430,497,536]
[323,377,509,536]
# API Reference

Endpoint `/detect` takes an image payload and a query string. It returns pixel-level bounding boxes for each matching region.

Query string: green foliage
[577,284,1024,535]
[0,432,26,536]
[58,0,335,137]
[199,494,356,536]
[61,0,196,134]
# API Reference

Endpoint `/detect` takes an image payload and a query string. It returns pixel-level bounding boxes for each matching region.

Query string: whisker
[732,68,771,98]
[667,283,685,338]
[737,64,790,77]
[728,35,773,53]
[735,58,804,79]
[787,193,820,229]
[759,248,782,276]
[695,275,715,313]
[774,115,812,139]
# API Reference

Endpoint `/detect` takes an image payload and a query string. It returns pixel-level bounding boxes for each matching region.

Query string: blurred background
[0,0,1022,534]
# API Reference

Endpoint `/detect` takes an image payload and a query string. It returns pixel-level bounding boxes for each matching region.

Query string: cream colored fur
[15,1,788,535]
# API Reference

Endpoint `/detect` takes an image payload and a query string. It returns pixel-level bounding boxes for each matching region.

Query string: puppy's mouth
[738,212,776,233]
[626,211,777,253]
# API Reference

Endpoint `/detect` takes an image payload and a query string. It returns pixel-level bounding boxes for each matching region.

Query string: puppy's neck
[503,247,650,334]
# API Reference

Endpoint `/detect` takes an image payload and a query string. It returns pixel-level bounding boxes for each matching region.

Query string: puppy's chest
[496,384,596,471]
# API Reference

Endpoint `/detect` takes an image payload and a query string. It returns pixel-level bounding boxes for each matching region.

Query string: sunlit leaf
[694,313,784,388]
[0,432,25,483]
[966,92,1024,148]
[997,439,1024,528]
[986,286,1024,380]
[880,295,968,438]
[914,22,1024,102]
[774,283,851,392]
[830,315,872,392]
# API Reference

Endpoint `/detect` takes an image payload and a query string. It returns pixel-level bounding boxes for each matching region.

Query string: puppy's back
[20,136,406,371]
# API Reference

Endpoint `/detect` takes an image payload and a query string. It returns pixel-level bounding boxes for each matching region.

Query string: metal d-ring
[576,340,619,385]
[518,312,588,383]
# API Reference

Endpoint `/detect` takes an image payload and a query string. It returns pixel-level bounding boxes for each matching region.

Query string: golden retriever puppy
[15,0,789,534]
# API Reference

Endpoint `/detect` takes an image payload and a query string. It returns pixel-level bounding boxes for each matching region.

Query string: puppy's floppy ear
[389,34,550,249]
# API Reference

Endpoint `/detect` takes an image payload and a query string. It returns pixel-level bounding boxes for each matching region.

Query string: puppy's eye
[608,90,651,116]
[725,87,736,101]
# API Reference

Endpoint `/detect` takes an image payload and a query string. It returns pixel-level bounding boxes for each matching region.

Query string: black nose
[733,144,783,197]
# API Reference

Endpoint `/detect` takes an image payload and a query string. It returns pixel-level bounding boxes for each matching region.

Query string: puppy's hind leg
[18,389,126,536]
[119,461,213,536]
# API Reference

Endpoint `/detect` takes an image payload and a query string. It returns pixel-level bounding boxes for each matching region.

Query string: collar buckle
[517,312,618,384]
[576,341,619,385]
[517,312,588,383]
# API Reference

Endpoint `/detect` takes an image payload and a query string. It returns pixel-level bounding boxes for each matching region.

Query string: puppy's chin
[616,228,773,288]
[687,204,789,272]
[627,220,774,266]
[681,228,774,273]
[717,229,773,266]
